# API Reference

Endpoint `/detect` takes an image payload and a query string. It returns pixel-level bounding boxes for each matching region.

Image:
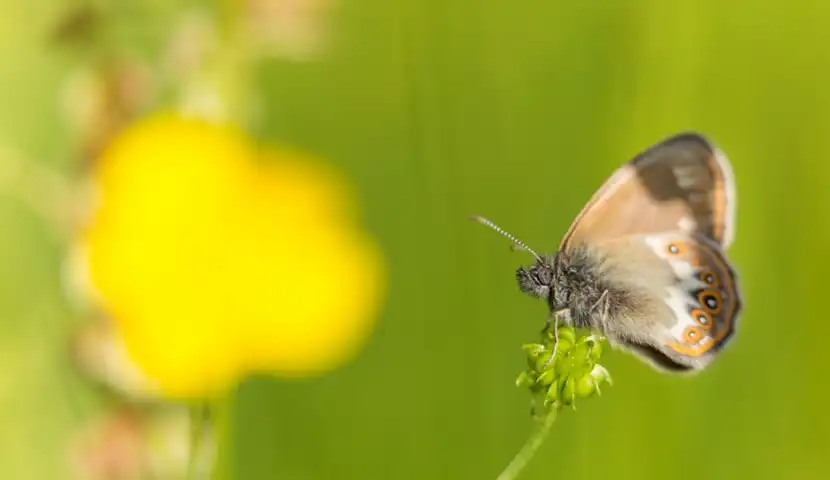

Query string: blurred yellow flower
[79,113,385,398]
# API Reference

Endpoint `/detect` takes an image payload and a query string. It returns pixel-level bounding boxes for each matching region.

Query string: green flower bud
[554,350,588,377]
[553,355,570,376]
[535,351,556,372]
[515,370,536,388]
[588,340,603,363]
[575,373,598,398]
[522,343,546,356]
[523,343,547,368]
[571,362,594,382]
[536,368,557,386]
[581,334,601,346]
[560,378,576,406]
[589,364,613,386]
[544,378,560,407]
[549,327,577,345]
[554,338,573,354]
[571,342,591,363]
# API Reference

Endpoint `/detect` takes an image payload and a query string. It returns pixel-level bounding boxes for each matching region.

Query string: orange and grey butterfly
[475,132,741,372]
[555,133,741,371]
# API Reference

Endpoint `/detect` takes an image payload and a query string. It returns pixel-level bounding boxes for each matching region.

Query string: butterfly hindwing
[629,232,741,371]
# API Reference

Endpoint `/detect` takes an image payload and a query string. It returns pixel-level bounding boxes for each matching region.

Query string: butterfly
[474,133,741,372]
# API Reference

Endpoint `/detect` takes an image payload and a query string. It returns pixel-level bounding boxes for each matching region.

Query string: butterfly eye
[690,308,713,331]
[534,264,553,285]
[682,326,705,344]
[666,242,685,256]
[697,289,723,315]
[698,268,720,287]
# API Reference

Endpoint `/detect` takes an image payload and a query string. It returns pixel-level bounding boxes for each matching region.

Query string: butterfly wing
[597,232,741,371]
[560,133,736,251]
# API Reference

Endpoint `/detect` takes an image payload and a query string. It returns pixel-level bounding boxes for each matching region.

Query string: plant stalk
[496,408,558,480]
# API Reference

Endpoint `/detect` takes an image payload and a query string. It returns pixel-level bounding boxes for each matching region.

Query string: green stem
[210,393,233,480]
[496,408,558,480]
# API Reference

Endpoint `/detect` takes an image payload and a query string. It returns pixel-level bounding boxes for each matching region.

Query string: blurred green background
[3,0,830,478]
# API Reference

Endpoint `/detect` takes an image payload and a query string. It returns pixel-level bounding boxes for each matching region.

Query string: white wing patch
[671,164,701,189]
[644,233,713,347]
[677,216,696,232]
[644,234,696,277]
[665,286,696,338]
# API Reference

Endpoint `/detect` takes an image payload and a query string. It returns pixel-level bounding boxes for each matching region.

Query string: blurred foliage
[2,0,830,479]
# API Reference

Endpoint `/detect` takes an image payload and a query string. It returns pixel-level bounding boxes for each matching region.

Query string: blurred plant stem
[0,146,78,236]
[181,8,253,480]
[178,0,257,128]
[496,409,557,480]
[187,402,215,480]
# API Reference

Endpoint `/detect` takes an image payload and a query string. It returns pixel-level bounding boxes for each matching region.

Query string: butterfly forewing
[560,133,736,251]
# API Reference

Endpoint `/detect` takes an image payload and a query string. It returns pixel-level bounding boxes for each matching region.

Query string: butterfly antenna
[469,215,542,261]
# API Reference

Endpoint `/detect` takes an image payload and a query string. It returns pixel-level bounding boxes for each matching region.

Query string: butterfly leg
[587,294,611,348]
[602,292,610,323]
[590,290,609,317]
[543,308,570,368]
[544,314,560,368]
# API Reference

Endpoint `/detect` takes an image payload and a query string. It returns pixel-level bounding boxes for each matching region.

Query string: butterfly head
[470,216,573,310]
[516,258,552,299]
[516,255,573,312]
